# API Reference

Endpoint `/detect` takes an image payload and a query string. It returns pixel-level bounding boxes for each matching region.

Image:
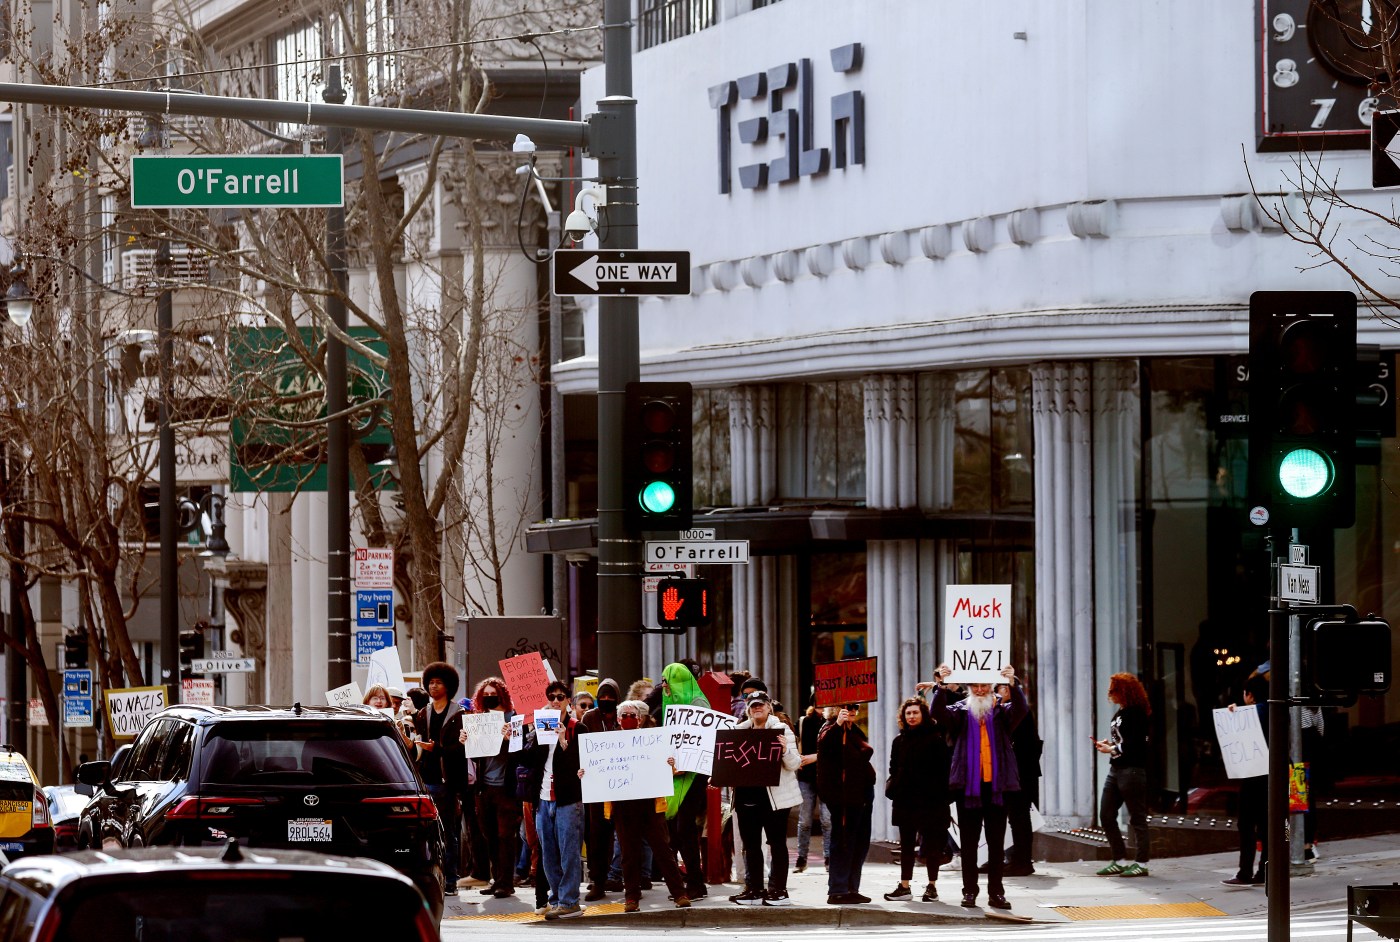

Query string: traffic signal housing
[178,627,204,675]
[1248,291,1358,528]
[655,578,712,630]
[63,629,88,669]
[1301,616,1391,699]
[623,382,692,531]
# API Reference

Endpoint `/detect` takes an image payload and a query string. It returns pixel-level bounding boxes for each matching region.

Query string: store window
[693,388,732,509]
[776,380,865,501]
[917,368,1033,513]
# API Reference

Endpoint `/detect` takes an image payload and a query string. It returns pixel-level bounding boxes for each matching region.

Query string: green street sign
[130,154,343,208]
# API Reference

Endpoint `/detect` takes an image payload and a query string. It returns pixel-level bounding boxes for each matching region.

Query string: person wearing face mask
[729,690,802,907]
[816,702,876,904]
[460,676,527,898]
[584,699,692,913]
[922,663,1025,911]
[579,678,622,900]
[659,662,712,901]
[883,696,949,902]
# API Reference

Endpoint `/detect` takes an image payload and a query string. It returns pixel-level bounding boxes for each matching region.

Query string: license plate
[287,818,332,842]
[0,841,22,852]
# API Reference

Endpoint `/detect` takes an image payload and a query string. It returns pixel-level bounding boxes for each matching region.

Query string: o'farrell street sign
[645,540,750,564]
[131,154,344,208]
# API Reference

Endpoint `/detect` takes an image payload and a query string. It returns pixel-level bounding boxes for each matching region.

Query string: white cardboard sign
[943,584,1012,684]
[663,704,738,775]
[579,727,675,803]
[325,681,364,707]
[461,710,507,759]
[365,645,405,695]
[1213,705,1270,779]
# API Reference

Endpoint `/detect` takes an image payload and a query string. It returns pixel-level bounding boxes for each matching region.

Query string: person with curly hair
[407,662,468,895]
[883,696,949,902]
[1092,672,1153,877]
[460,675,527,897]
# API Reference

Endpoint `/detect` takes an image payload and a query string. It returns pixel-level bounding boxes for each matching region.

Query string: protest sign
[534,708,561,745]
[710,727,784,787]
[508,715,525,753]
[813,656,879,707]
[365,645,405,695]
[579,727,674,803]
[104,686,167,739]
[663,704,737,774]
[325,681,364,707]
[1213,705,1269,779]
[499,652,552,722]
[943,584,1012,684]
[461,710,506,759]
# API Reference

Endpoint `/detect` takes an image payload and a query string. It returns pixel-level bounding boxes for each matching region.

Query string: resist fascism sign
[813,656,879,707]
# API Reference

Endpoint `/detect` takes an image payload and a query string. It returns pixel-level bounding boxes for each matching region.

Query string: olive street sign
[131,155,344,208]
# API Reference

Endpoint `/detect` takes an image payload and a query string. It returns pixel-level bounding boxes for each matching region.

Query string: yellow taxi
[0,747,52,858]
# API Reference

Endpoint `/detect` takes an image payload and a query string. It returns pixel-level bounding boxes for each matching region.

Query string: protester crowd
[377,658,1180,919]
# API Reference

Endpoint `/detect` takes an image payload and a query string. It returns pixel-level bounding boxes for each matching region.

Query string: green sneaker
[1095,862,1126,876]
[1120,863,1149,877]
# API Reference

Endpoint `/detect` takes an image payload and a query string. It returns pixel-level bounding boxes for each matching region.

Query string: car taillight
[166,797,265,820]
[33,908,60,942]
[31,790,49,829]
[414,905,440,941]
[361,796,436,819]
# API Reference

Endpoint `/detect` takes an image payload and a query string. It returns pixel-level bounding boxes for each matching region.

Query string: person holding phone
[1091,673,1153,877]
[816,702,876,904]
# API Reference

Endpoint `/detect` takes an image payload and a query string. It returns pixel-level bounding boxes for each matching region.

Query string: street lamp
[4,269,33,328]
[178,493,230,558]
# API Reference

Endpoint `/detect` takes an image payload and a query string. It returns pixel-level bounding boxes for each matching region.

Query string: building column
[864,373,925,841]
[1030,361,1097,826]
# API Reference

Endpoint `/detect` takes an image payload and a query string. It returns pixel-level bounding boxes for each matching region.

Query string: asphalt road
[441,907,1382,942]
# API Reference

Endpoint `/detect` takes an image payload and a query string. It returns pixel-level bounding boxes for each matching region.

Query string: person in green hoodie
[660,662,711,899]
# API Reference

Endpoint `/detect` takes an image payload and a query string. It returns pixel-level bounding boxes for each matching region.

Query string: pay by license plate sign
[287,818,332,842]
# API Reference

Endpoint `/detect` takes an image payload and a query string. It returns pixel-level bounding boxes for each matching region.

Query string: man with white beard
[920,663,1025,911]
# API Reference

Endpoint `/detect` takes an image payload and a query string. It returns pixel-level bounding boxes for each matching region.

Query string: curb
[447,899,1040,928]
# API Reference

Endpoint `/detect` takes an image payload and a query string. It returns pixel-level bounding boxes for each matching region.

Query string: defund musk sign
[551,250,692,297]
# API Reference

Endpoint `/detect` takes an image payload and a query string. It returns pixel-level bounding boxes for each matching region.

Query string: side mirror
[74,760,111,788]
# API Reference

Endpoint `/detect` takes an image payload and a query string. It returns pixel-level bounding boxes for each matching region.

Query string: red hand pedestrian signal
[661,585,683,622]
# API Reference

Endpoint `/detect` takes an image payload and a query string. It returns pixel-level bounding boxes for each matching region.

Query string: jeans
[956,786,1007,897]
[796,780,830,863]
[1100,765,1150,863]
[426,784,460,888]
[737,803,790,894]
[536,800,584,909]
[825,802,872,897]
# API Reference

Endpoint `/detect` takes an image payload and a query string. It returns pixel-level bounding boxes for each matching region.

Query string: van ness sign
[709,43,865,194]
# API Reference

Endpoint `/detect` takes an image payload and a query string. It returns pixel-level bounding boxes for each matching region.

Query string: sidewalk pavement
[442,833,1400,927]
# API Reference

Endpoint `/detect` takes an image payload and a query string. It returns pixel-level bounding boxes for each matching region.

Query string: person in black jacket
[459,675,528,898]
[998,680,1042,876]
[525,681,585,919]
[579,678,621,900]
[883,696,950,902]
[816,703,876,905]
[1092,672,1152,877]
[1222,675,1270,887]
[409,662,468,896]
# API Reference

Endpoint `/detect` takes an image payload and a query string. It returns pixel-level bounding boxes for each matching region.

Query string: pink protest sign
[499,651,552,722]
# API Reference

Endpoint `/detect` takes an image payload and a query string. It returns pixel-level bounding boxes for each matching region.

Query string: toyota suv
[73,704,444,919]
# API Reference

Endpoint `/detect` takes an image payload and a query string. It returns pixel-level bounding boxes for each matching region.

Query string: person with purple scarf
[921,662,1025,911]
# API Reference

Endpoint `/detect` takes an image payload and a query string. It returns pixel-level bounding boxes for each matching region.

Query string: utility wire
[86,24,602,90]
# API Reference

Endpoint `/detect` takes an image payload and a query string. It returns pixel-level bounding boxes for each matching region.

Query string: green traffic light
[1278,447,1333,498]
[640,480,677,514]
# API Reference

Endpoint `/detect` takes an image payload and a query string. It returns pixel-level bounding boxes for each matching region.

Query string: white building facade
[535,0,1400,839]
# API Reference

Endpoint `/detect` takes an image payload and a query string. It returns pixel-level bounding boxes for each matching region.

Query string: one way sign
[552,249,692,297]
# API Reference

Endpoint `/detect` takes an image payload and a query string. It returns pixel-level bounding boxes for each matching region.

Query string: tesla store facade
[530,1,1400,839]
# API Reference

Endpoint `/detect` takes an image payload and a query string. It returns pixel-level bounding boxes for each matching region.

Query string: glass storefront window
[693,387,732,509]
[992,367,1034,511]
[952,371,991,512]
[777,380,866,501]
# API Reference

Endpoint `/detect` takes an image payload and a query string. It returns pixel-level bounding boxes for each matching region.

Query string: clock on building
[1257,0,1386,151]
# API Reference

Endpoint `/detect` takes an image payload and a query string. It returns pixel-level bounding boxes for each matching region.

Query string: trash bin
[1348,884,1400,941]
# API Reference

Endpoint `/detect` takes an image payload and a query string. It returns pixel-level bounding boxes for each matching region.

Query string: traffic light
[655,578,712,629]
[1248,291,1357,527]
[63,629,88,669]
[178,627,204,675]
[1301,616,1391,698]
[623,382,692,530]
